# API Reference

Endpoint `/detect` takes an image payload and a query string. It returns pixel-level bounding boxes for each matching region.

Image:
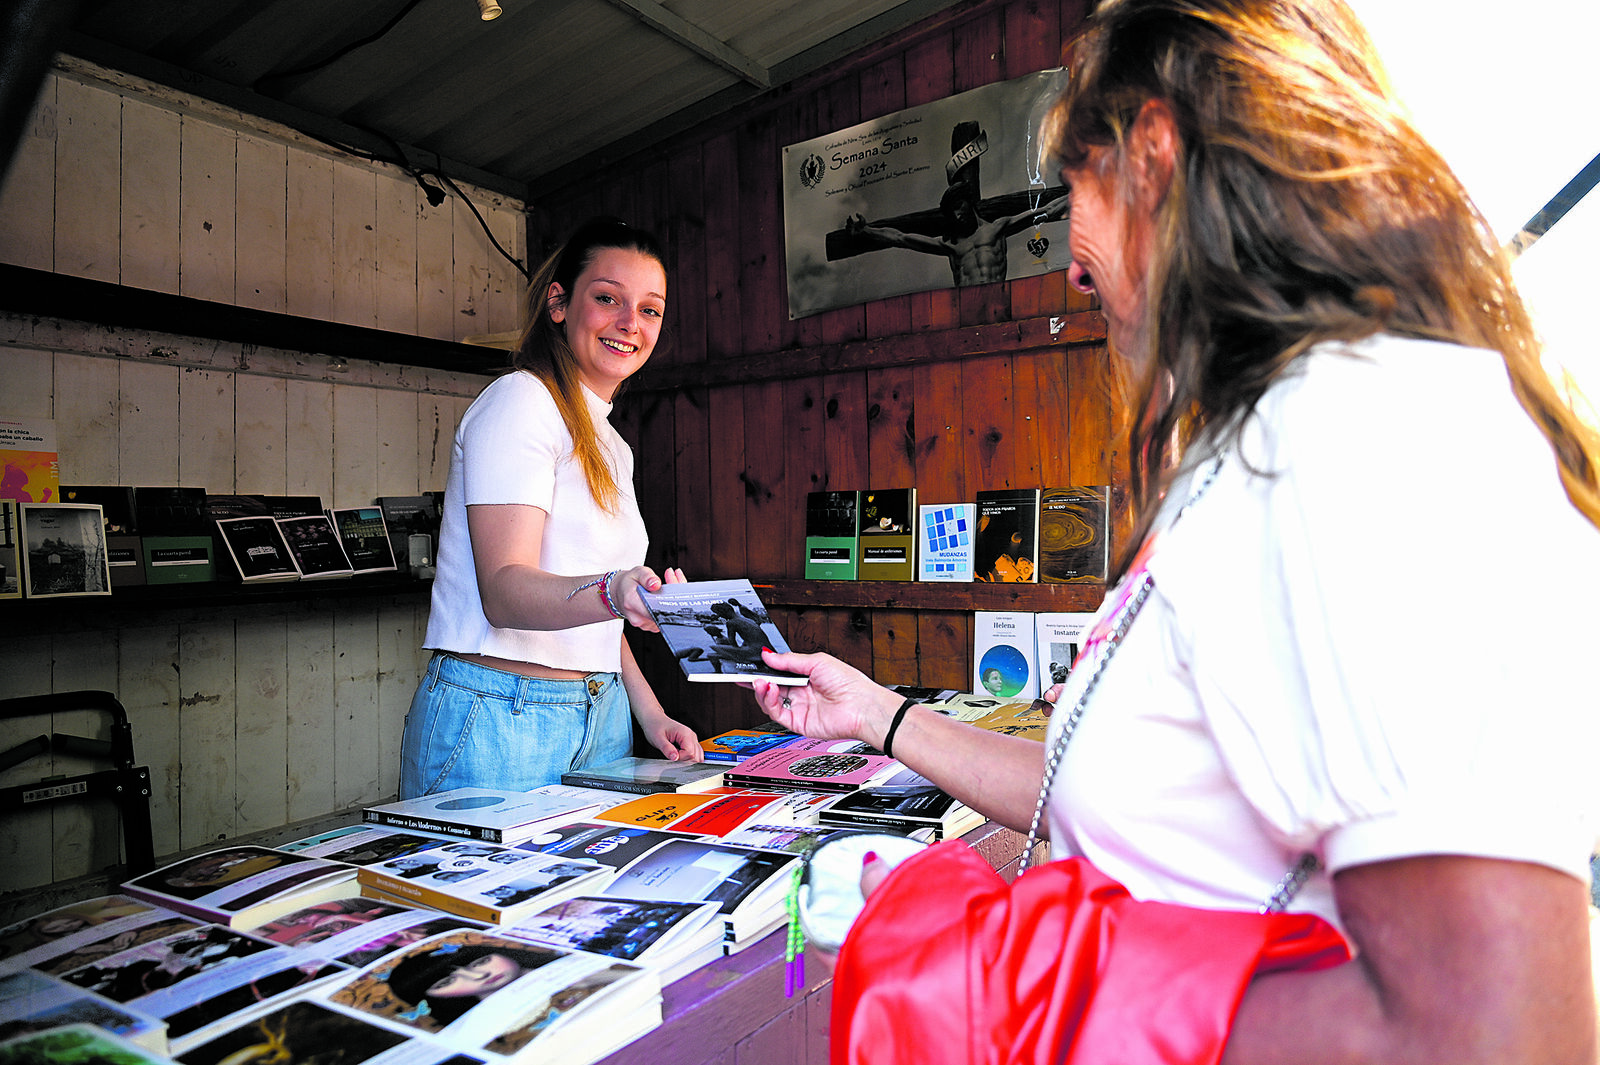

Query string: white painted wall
[0,62,520,896]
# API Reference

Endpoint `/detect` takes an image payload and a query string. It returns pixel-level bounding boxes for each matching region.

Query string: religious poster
[782,68,1071,319]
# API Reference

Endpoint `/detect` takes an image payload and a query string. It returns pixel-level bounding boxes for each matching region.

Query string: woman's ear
[546,282,566,323]
[1130,98,1178,207]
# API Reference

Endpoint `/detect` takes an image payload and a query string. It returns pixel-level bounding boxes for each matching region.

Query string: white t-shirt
[1046,335,1600,931]
[423,371,648,672]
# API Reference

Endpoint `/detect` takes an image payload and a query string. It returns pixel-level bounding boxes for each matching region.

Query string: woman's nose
[1067,260,1095,295]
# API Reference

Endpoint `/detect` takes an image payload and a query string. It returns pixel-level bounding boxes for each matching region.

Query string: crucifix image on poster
[782,69,1072,319]
[826,120,1069,286]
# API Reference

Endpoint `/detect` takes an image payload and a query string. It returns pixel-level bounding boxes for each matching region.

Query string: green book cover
[805,490,859,579]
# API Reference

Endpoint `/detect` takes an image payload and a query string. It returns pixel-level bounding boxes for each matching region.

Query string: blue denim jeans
[399,653,632,798]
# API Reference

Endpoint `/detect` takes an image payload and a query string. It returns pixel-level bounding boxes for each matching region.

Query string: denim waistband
[426,652,619,700]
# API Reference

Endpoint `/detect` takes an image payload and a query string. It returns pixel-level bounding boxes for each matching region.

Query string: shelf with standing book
[750,579,1103,613]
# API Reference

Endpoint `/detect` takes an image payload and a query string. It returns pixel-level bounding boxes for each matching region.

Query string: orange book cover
[0,417,58,504]
[591,792,724,831]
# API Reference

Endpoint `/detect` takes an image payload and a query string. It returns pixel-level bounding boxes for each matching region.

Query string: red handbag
[830,841,1351,1065]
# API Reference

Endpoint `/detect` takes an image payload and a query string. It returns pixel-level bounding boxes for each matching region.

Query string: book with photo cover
[815,783,984,841]
[1035,610,1096,688]
[134,486,212,585]
[515,823,698,874]
[329,506,398,574]
[1038,484,1110,583]
[20,503,112,598]
[502,895,724,986]
[0,1023,170,1065]
[275,513,355,579]
[597,838,801,948]
[312,927,661,1065]
[119,846,359,929]
[974,487,1042,583]
[803,490,859,580]
[0,895,201,977]
[169,999,473,1065]
[278,824,451,866]
[0,970,168,1054]
[856,488,917,581]
[356,842,612,926]
[376,494,443,574]
[698,724,800,763]
[721,737,904,794]
[361,785,615,845]
[559,755,727,795]
[635,578,807,684]
[213,515,300,583]
[60,485,143,587]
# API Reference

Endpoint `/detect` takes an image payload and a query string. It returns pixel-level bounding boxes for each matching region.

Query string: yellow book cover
[590,792,725,831]
[0,417,58,504]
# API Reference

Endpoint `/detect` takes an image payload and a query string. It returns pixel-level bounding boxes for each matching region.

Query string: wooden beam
[603,0,771,88]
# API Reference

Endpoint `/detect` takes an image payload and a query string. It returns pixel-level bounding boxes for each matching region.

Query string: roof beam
[602,0,770,88]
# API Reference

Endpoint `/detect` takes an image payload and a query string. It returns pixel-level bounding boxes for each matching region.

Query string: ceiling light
[476,0,501,19]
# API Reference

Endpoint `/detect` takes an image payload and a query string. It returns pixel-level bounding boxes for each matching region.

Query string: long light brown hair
[512,216,667,513]
[1044,0,1600,579]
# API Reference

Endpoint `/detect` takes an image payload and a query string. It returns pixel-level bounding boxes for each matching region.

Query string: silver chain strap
[1013,453,1319,912]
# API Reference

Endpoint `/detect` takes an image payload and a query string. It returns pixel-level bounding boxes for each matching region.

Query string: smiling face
[1062,148,1153,361]
[548,247,666,401]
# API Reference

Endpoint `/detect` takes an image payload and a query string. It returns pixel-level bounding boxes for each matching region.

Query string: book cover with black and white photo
[214,516,300,583]
[276,514,355,580]
[636,579,807,685]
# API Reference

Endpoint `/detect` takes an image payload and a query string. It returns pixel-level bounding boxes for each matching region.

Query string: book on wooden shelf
[815,783,984,841]
[1035,611,1096,689]
[0,501,19,600]
[856,488,917,581]
[502,895,725,986]
[357,842,611,926]
[20,503,113,599]
[803,489,859,580]
[251,495,325,520]
[0,416,58,507]
[559,755,726,795]
[213,515,300,583]
[134,486,213,585]
[119,846,359,929]
[698,724,800,763]
[310,927,661,1065]
[974,610,1042,700]
[917,502,976,582]
[0,1023,170,1065]
[721,737,903,794]
[596,838,801,950]
[0,970,168,1055]
[51,922,347,1057]
[361,785,615,845]
[375,494,443,576]
[635,579,807,684]
[275,514,355,580]
[327,506,397,574]
[974,488,1042,582]
[60,485,143,588]
[1038,484,1110,583]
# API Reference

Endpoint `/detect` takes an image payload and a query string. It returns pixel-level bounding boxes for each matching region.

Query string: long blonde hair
[512,216,667,513]
[1044,0,1600,578]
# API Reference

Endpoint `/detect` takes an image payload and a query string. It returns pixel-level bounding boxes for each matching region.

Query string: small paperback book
[636,579,807,685]
[60,485,143,588]
[698,725,800,763]
[517,823,696,873]
[1038,484,1110,583]
[559,755,727,795]
[362,785,616,845]
[328,506,398,574]
[356,842,612,925]
[19,503,112,598]
[918,502,976,582]
[816,784,984,841]
[1035,611,1096,689]
[277,824,453,866]
[597,838,801,947]
[0,501,19,599]
[119,846,359,929]
[856,488,916,581]
[276,514,354,579]
[974,488,1042,582]
[0,416,58,506]
[170,998,471,1065]
[722,737,902,794]
[803,490,859,580]
[0,1023,170,1065]
[313,927,661,1065]
[502,895,724,986]
[375,494,442,575]
[0,969,168,1054]
[251,896,486,969]
[974,610,1041,700]
[214,516,300,583]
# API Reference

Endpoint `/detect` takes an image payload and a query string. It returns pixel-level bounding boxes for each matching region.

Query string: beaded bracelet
[596,569,625,620]
[881,697,917,760]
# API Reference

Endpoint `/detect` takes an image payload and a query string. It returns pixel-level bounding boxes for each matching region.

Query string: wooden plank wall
[528,0,1123,741]
[0,65,516,894]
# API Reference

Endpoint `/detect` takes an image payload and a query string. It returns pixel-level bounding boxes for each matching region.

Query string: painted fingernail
[862,851,879,866]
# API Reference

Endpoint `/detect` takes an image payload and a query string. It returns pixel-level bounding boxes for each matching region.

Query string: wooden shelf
[751,579,1104,612]
[0,575,434,634]
[0,264,505,375]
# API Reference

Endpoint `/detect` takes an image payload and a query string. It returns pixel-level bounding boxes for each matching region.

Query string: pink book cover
[723,738,899,793]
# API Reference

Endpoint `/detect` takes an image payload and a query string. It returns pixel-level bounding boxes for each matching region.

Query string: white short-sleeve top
[1046,335,1600,931]
[423,371,648,672]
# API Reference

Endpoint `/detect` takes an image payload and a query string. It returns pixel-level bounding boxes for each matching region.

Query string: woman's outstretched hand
[613,566,685,631]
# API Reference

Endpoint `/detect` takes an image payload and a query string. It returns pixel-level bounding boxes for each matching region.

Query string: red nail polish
[862,851,879,866]
[762,646,773,653]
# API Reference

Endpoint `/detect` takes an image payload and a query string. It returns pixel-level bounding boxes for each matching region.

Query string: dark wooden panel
[703,130,743,360]
[742,381,789,579]
[919,609,975,692]
[1022,347,1074,489]
[911,359,967,504]
[674,388,713,577]
[783,375,829,577]
[707,385,748,577]
[738,112,785,358]
[873,608,922,687]
[960,352,1018,492]
[865,366,916,488]
[823,372,869,490]
[665,148,708,367]
[634,390,679,571]
[858,52,912,338]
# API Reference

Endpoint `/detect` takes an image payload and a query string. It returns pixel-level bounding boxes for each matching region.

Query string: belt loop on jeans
[427,653,444,692]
